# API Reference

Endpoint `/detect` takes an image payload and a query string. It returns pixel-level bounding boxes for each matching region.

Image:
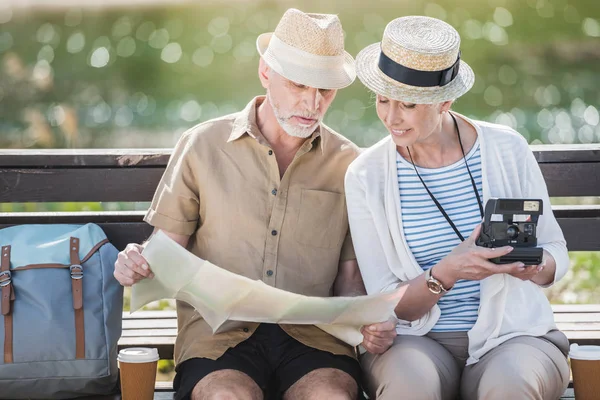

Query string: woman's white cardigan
[345,113,569,365]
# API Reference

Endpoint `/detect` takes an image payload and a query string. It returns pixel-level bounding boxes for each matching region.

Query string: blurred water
[0,0,599,148]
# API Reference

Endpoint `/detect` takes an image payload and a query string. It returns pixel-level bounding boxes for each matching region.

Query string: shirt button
[271,189,277,196]
[266,270,274,276]
[271,230,277,236]
[268,150,273,155]
[243,328,249,333]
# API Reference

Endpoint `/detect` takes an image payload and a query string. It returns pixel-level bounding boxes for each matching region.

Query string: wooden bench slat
[124,310,177,319]
[556,323,600,331]
[123,319,177,329]
[553,313,600,322]
[530,144,600,163]
[0,149,172,167]
[552,304,600,313]
[116,310,600,362]
[541,163,600,197]
[0,168,165,202]
[2,163,600,200]
[2,207,599,251]
[1,145,597,165]
[120,329,178,337]
[1,146,599,203]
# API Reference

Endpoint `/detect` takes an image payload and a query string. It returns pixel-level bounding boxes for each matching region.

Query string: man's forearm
[333,259,367,296]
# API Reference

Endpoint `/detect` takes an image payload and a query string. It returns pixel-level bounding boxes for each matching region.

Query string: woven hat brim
[257,32,356,90]
[355,42,475,104]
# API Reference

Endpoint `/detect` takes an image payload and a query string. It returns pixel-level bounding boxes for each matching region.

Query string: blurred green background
[1,0,599,148]
[0,1,598,304]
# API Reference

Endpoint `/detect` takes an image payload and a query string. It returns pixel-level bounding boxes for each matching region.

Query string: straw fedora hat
[256,8,356,90]
[356,16,475,104]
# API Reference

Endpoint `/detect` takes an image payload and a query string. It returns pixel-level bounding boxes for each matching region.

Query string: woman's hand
[508,258,545,281]
[509,251,556,286]
[434,224,525,287]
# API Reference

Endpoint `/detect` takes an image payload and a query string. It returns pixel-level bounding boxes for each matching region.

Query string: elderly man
[113,8,397,400]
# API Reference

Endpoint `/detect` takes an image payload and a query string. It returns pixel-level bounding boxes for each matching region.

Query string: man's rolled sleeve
[144,131,200,236]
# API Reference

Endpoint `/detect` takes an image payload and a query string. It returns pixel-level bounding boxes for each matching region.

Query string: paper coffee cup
[569,344,600,400]
[118,348,160,400]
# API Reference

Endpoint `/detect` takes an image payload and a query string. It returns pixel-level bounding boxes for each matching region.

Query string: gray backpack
[0,224,123,399]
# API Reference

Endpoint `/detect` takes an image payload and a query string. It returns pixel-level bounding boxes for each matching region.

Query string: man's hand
[114,243,154,286]
[360,316,397,355]
[113,228,190,287]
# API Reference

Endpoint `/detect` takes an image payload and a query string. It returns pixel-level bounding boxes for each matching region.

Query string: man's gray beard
[267,91,318,139]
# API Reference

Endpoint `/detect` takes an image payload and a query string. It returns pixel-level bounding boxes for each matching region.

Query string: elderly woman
[345,16,570,400]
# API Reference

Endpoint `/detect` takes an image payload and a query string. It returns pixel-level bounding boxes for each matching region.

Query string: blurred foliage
[545,252,600,304]
[157,359,175,380]
[0,201,151,212]
[0,0,599,148]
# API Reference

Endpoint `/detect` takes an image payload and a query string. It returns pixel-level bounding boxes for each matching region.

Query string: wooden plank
[120,329,178,337]
[556,218,600,251]
[0,146,598,202]
[552,305,600,313]
[121,312,598,329]
[553,313,600,322]
[0,149,171,167]
[1,205,599,250]
[117,334,600,362]
[124,310,177,319]
[155,382,175,391]
[154,393,175,400]
[556,323,600,331]
[123,319,177,329]
[0,145,597,167]
[531,143,600,163]
[3,163,599,201]
[0,168,164,202]
[541,163,600,197]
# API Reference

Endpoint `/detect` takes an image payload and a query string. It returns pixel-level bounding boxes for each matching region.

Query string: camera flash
[523,201,540,212]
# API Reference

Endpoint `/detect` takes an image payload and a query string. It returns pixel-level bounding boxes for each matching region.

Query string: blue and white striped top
[397,141,482,332]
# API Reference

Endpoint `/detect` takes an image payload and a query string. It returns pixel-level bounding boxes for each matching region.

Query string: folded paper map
[131,230,404,346]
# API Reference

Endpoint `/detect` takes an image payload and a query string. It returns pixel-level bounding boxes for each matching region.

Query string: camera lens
[506,225,519,239]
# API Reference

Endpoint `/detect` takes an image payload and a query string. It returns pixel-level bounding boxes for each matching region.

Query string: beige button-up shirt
[144,96,360,363]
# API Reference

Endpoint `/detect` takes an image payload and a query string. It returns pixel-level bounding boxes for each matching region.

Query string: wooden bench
[1,144,599,399]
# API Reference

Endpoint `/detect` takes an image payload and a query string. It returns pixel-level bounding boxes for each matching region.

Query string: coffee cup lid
[569,344,600,361]
[118,347,159,363]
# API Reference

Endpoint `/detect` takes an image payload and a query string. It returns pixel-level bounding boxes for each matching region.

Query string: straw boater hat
[256,8,356,90]
[356,16,475,104]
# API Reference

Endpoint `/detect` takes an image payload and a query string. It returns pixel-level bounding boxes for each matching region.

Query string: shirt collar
[228,96,324,154]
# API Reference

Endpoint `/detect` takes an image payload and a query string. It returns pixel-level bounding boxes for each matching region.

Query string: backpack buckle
[0,271,11,287]
[70,265,83,280]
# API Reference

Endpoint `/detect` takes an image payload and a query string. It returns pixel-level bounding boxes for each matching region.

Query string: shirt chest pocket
[294,189,345,249]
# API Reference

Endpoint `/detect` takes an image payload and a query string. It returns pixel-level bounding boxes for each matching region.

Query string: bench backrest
[1,145,599,251]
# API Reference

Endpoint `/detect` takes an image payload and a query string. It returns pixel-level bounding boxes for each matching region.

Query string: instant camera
[476,198,544,265]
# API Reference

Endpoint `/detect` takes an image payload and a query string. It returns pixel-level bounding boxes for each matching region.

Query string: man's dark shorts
[173,323,362,400]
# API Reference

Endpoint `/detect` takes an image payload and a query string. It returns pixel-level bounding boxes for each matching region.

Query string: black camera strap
[406,113,484,242]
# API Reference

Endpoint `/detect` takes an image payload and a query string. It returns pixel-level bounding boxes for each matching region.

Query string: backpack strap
[1,245,15,364]
[69,237,85,359]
